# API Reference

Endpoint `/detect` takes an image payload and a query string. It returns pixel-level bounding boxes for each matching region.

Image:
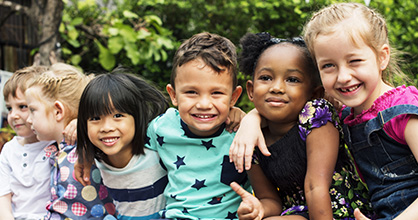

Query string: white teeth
[102,138,118,143]
[341,85,359,92]
[195,115,212,119]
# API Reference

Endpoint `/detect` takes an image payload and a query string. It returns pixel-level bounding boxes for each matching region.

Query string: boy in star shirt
[145,32,251,220]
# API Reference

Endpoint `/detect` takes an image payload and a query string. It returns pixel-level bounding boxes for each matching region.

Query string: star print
[208,196,223,205]
[174,156,186,169]
[182,208,189,214]
[191,179,207,190]
[226,212,237,220]
[201,139,216,150]
[170,194,177,199]
[157,134,165,146]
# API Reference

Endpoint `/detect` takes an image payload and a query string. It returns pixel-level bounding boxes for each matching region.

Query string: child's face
[5,88,37,142]
[313,30,389,112]
[25,86,60,142]
[247,44,313,123]
[87,111,135,167]
[167,58,242,137]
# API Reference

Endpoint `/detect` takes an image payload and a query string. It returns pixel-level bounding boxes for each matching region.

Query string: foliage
[60,0,418,112]
[59,0,176,89]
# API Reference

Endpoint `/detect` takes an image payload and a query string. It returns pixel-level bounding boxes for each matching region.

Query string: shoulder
[298,99,340,140]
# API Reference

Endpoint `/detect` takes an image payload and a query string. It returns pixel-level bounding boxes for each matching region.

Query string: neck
[264,120,297,146]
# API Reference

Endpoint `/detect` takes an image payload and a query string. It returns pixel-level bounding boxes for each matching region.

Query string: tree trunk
[29,0,64,65]
[0,0,63,66]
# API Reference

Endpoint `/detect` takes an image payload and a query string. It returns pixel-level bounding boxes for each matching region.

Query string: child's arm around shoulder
[0,193,14,220]
[229,108,270,173]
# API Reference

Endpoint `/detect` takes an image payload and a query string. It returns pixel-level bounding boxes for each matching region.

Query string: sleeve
[0,143,12,196]
[298,99,340,141]
[145,116,159,151]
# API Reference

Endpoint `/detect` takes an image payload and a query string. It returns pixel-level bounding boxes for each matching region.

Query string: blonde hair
[3,66,48,100]
[28,63,93,125]
[303,2,407,86]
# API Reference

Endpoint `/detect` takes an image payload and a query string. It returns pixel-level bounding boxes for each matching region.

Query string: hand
[225,106,246,133]
[229,109,269,173]
[230,182,264,220]
[354,208,370,220]
[63,119,77,145]
[74,159,92,186]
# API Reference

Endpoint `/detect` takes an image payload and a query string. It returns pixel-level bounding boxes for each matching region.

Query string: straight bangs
[82,76,137,119]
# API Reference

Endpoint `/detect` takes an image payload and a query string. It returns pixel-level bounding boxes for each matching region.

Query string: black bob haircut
[77,69,169,163]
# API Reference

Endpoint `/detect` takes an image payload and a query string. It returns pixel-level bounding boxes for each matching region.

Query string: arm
[304,122,339,220]
[391,115,418,220]
[231,164,282,220]
[229,109,270,173]
[0,193,14,220]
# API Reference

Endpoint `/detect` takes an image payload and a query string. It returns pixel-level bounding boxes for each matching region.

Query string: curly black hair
[238,32,321,87]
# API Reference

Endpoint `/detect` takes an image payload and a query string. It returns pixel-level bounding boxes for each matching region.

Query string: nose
[336,65,352,84]
[99,118,115,132]
[9,109,19,120]
[196,95,213,109]
[269,79,285,94]
[26,114,32,124]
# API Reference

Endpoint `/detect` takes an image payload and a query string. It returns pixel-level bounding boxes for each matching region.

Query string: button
[23,153,27,157]
[23,163,27,167]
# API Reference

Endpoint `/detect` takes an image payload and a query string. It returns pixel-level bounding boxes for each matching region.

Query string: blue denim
[342,105,418,220]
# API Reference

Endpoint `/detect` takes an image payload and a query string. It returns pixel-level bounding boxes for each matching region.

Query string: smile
[192,114,215,119]
[101,137,119,143]
[339,84,360,93]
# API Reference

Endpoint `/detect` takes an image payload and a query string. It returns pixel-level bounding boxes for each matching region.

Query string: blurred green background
[60,0,418,112]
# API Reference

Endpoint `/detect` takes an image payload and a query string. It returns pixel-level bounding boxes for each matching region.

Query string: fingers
[231,182,263,220]
[63,119,77,145]
[74,160,91,186]
[230,182,253,199]
[230,140,245,173]
[354,208,370,220]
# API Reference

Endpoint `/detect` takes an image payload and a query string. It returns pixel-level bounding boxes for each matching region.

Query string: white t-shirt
[0,136,55,219]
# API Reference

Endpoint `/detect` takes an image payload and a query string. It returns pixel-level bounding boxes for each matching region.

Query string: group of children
[1,2,418,220]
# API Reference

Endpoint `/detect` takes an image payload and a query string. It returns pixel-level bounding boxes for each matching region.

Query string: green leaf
[120,25,137,43]
[70,17,83,26]
[95,40,115,70]
[123,10,139,19]
[108,36,124,54]
[70,54,82,65]
[144,15,163,26]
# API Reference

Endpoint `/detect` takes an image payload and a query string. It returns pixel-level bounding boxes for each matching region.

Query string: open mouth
[192,114,216,119]
[339,84,361,93]
[101,137,119,143]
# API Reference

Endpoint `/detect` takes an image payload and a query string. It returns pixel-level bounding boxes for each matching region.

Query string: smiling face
[5,88,37,144]
[313,29,390,114]
[167,58,242,137]
[247,44,314,125]
[87,110,135,168]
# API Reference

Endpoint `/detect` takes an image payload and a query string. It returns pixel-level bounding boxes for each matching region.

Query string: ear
[379,44,390,71]
[246,80,255,102]
[166,84,178,106]
[311,86,325,99]
[54,101,65,122]
[229,85,243,107]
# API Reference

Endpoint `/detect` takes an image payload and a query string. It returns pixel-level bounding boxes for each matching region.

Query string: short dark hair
[170,32,238,89]
[77,69,169,163]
